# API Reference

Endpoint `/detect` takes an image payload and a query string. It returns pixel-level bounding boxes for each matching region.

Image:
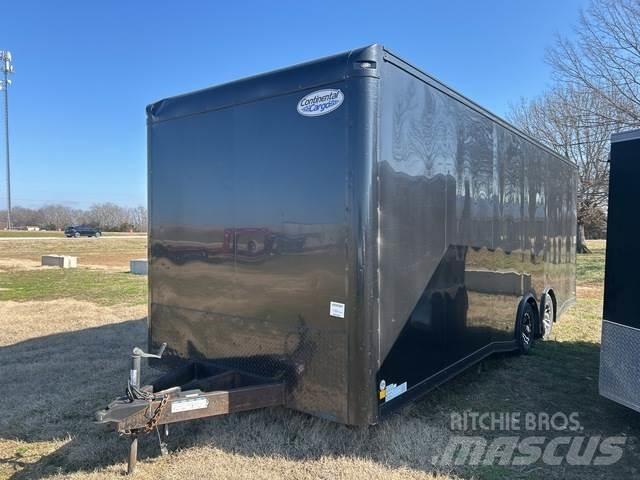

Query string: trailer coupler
[95,344,285,474]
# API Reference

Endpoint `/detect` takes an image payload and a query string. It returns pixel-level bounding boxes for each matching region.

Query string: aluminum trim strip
[611,129,640,143]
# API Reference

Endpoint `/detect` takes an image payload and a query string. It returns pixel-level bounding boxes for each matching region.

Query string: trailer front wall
[148,84,351,422]
[376,58,576,404]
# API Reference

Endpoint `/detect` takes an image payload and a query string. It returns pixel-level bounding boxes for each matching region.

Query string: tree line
[508,0,640,247]
[0,203,147,232]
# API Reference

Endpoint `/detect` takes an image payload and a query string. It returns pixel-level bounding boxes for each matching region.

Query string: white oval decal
[297,89,344,117]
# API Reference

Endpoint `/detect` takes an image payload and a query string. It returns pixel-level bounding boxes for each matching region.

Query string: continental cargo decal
[297,89,344,117]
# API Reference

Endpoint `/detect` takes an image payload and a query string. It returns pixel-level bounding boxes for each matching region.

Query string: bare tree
[8,207,44,227]
[127,206,148,232]
[86,202,130,230]
[509,86,613,251]
[547,0,640,129]
[39,204,78,230]
[1,203,148,232]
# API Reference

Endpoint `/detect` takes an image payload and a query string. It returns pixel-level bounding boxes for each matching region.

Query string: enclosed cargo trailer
[97,45,577,470]
[600,129,640,413]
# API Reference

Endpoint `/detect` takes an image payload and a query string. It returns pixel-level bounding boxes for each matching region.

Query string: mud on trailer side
[96,44,577,472]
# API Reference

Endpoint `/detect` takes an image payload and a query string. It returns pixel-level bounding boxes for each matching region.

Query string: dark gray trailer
[96,44,577,471]
[600,129,640,412]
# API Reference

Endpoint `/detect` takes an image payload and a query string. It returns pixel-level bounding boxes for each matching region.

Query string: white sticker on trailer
[330,301,345,318]
[171,397,209,413]
[385,382,407,402]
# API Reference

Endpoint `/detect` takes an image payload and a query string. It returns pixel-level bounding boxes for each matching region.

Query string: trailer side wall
[376,55,577,410]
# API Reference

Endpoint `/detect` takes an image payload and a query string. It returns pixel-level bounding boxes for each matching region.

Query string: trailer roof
[611,129,640,143]
[147,44,575,169]
[380,47,575,168]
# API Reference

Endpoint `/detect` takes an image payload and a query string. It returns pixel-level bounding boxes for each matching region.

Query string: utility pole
[0,51,13,230]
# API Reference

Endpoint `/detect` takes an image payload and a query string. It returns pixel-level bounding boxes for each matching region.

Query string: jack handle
[132,342,167,359]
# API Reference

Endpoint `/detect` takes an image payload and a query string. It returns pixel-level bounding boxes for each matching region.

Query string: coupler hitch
[95,344,285,474]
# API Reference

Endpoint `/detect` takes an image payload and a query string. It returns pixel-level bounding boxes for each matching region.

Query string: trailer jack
[95,344,285,474]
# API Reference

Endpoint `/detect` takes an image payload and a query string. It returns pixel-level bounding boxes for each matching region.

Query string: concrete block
[130,259,148,275]
[42,255,77,268]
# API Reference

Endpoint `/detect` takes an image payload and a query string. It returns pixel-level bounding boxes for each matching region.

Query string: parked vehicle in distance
[64,225,101,238]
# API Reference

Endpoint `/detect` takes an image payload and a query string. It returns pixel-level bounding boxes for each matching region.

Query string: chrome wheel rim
[543,302,552,336]
[522,312,532,346]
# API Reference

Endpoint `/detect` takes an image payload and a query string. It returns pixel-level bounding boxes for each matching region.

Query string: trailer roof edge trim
[145,44,381,124]
[611,128,640,143]
[381,47,576,169]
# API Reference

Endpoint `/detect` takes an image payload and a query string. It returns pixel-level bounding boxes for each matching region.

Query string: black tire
[539,293,554,340]
[516,302,535,354]
[454,287,469,332]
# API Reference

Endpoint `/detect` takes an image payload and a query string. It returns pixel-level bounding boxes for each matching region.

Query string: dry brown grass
[0,299,458,480]
[0,300,147,346]
[0,237,146,270]
[0,259,42,273]
[0,300,148,479]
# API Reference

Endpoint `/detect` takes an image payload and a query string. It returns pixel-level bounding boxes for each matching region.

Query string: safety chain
[123,395,169,437]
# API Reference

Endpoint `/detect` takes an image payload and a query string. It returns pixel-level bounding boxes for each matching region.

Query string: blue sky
[3,0,587,209]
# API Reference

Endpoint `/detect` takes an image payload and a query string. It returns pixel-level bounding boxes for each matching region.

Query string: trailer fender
[518,294,539,323]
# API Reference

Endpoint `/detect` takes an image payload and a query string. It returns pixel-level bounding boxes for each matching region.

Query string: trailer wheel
[516,302,535,354]
[539,293,554,340]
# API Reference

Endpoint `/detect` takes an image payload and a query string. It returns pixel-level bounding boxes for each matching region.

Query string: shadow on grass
[1,320,640,480]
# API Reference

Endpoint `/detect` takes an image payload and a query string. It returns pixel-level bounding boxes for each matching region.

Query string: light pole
[0,51,13,230]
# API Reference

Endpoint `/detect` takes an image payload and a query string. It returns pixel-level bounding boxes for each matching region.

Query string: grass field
[0,231,65,238]
[0,269,146,305]
[0,238,639,479]
[0,236,146,271]
[0,231,145,238]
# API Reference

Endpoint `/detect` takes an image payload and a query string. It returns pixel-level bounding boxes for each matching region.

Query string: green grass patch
[576,240,606,285]
[0,230,64,238]
[0,268,147,305]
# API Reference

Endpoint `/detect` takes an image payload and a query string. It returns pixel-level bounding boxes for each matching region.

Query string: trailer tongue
[95,344,285,474]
